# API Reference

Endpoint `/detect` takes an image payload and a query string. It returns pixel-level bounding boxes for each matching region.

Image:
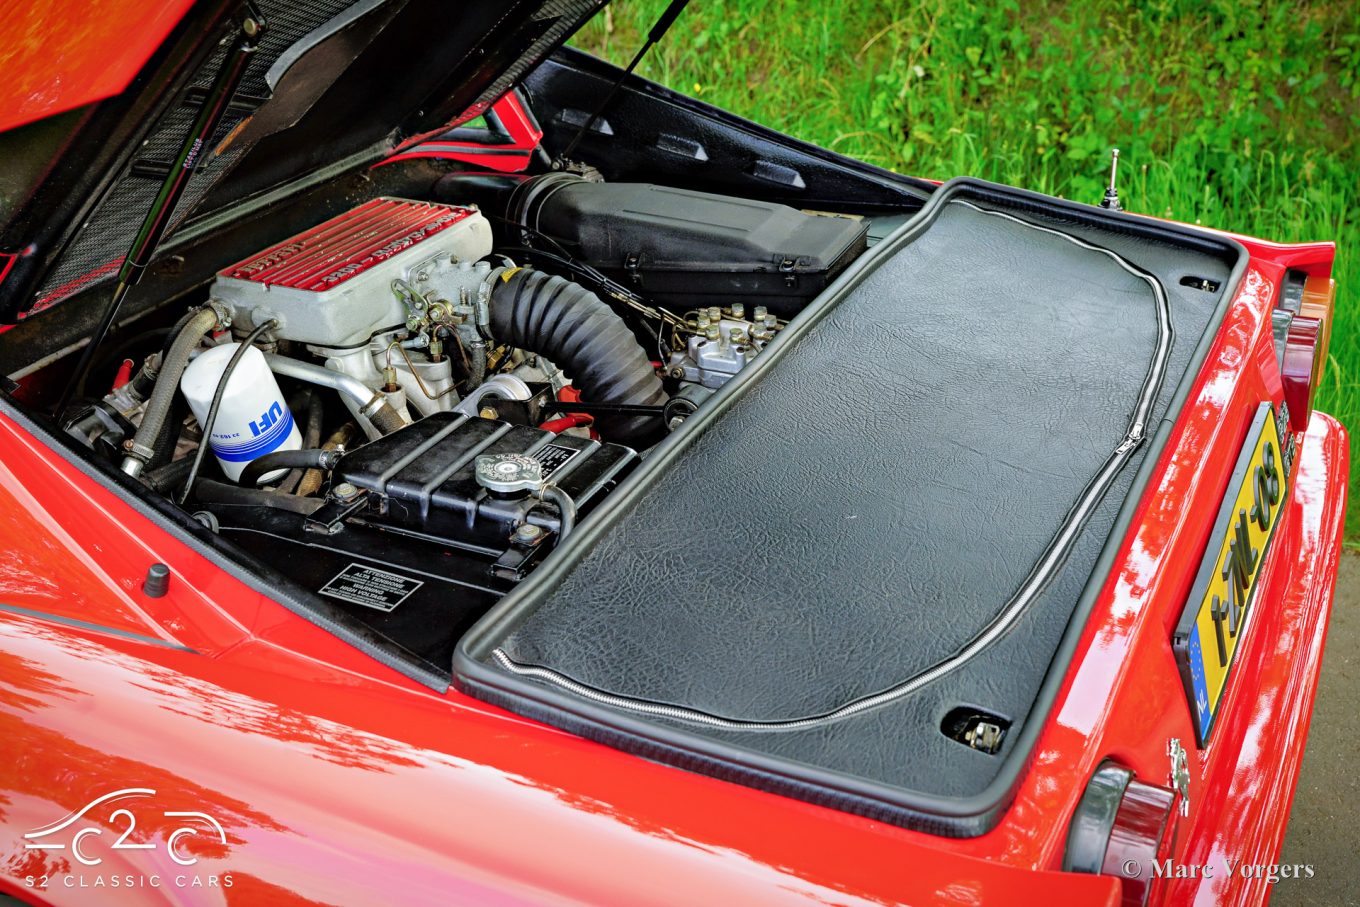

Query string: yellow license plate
[1174,402,1293,746]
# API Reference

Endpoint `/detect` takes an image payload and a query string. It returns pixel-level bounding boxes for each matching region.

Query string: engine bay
[46,175,869,676]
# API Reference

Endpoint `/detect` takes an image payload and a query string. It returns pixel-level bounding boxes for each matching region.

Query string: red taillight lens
[1281,315,1323,432]
[1277,273,1336,433]
[1065,762,1179,907]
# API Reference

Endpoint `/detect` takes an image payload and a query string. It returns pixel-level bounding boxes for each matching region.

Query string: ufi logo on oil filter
[23,788,227,866]
[248,400,285,437]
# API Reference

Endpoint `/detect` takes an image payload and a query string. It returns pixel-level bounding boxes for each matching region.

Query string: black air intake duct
[491,269,666,444]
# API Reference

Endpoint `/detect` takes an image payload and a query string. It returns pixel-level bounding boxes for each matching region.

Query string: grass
[574,0,1360,544]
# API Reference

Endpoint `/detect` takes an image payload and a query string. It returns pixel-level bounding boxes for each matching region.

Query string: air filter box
[511,174,868,318]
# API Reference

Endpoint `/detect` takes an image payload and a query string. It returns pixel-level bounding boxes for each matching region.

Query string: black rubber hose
[192,479,324,516]
[300,388,323,446]
[491,269,666,443]
[143,457,193,494]
[430,172,528,216]
[145,396,188,471]
[239,448,342,488]
[80,326,171,401]
[298,422,357,498]
[539,484,576,540]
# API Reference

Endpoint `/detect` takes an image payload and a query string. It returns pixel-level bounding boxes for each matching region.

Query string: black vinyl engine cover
[454,178,1244,836]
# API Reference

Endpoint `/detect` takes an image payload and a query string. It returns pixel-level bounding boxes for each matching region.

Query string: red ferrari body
[0,2,1348,905]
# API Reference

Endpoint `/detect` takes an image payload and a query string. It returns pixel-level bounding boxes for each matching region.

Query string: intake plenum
[490,269,666,444]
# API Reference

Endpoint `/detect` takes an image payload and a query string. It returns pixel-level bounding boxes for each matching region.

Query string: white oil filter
[180,343,302,482]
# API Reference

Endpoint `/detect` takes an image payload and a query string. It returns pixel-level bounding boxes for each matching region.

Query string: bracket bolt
[332,482,361,503]
[514,524,545,544]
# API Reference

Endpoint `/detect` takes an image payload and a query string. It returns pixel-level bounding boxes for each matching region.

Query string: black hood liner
[2,0,603,324]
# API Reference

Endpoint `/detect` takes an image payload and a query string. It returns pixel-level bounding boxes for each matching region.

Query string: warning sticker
[319,563,423,612]
[533,443,580,478]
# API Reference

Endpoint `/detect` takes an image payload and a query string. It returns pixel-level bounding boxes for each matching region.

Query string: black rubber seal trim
[454,175,1248,837]
[0,602,196,651]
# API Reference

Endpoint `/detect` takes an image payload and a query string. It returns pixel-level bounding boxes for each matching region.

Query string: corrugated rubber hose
[491,270,666,444]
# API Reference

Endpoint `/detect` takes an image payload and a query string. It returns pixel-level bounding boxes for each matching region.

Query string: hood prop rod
[55,6,265,420]
[556,0,691,165]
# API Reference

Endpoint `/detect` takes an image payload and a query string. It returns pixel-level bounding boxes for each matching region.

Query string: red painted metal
[381,93,545,173]
[547,386,599,437]
[0,410,1119,907]
[220,199,474,291]
[0,0,198,134]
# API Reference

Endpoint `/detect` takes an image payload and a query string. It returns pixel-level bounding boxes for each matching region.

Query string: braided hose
[121,307,219,477]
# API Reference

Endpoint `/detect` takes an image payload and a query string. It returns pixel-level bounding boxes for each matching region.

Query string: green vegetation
[575,0,1360,542]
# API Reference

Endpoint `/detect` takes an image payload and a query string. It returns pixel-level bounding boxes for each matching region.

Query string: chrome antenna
[1100,148,1122,211]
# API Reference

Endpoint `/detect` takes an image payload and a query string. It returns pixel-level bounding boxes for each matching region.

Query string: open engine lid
[0,0,605,324]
